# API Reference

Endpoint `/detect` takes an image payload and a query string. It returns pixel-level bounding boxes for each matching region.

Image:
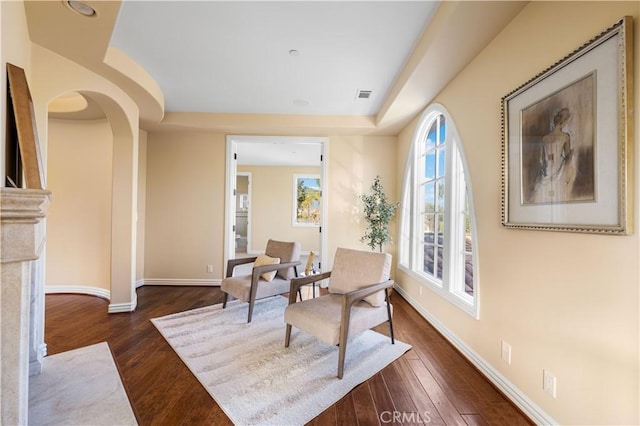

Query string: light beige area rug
[151,296,411,425]
[29,342,137,425]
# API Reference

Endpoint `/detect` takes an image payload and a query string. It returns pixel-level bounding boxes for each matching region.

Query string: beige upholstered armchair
[221,239,301,323]
[284,247,395,379]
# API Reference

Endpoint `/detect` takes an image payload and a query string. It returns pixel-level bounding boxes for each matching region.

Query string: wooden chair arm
[225,256,258,278]
[337,279,395,379]
[287,271,332,304]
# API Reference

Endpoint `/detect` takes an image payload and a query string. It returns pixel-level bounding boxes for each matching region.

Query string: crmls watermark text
[380,411,432,424]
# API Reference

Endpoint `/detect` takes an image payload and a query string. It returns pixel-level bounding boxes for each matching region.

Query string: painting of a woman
[529,108,576,203]
[521,73,595,205]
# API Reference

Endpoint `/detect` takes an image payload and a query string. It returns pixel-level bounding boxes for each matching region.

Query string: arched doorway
[45,90,138,313]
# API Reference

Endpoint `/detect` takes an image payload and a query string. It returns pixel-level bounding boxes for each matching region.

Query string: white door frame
[224,135,328,276]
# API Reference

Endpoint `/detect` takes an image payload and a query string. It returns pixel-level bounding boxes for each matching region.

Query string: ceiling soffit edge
[24,0,164,124]
[376,1,528,129]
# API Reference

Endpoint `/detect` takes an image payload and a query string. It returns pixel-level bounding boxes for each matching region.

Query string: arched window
[399,104,478,317]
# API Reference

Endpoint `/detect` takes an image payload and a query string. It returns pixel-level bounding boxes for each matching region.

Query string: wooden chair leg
[337,298,352,379]
[247,299,254,323]
[337,339,347,379]
[285,324,292,347]
[222,292,229,308]
[385,289,395,344]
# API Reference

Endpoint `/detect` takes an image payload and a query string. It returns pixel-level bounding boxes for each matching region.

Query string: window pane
[438,116,446,145]
[424,151,436,179]
[423,183,435,213]
[465,253,474,295]
[464,208,472,235]
[295,176,321,225]
[437,247,443,279]
[424,243,435,276]
[423,213,435,233]
[437,146,446,177]
[437,180,445,211]
[436,213,444,235]
[462,188,473,295]
[426,122,437,150]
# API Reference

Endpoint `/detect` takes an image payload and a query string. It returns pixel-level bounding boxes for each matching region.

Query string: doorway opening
[225,135,328,275]
[234,172,251,257]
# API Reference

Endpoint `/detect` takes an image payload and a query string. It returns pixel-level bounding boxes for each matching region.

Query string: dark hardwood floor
[44,286,532,425]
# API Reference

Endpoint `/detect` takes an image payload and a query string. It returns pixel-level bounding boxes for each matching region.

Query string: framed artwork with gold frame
[501,17,633,234]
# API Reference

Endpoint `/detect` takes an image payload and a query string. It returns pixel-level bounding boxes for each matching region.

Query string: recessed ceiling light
[65,0,96,17]
[289,49,300,57]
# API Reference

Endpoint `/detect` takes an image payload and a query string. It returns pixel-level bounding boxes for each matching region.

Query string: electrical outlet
[207,264,213,273]
[543,369,557,398]
[501,340,511,365]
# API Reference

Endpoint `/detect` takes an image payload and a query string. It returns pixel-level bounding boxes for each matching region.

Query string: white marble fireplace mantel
[1,187,51,425]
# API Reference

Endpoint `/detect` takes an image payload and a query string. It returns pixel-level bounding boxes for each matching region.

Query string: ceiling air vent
[355,89,372,100]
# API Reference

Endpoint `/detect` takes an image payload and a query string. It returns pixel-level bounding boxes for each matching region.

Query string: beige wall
[145,133,397,278]
[46,119,147,296]
[238,165,321,253]
[326,135,398,270]
[1,1,31,181]
[46,118,113,292]
[395,2,639,424]
[144,131,226,280]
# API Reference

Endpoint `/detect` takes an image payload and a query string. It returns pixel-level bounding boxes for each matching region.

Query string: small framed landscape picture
[501,16,633,234]
[293,174,321,227]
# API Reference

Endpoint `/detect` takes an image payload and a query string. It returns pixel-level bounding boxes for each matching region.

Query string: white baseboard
[45,285,110,300]
[108,301,136,313]
[141,278,221,287]
[109,291,137,313]
[46,285,139,313]
[393,285,557,426]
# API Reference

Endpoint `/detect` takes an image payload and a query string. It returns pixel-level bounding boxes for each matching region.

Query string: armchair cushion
[265,239,301,280]
[221,275,291,302]
[328,248,391,306]
[284,294,391,346]
[254,254,280,281]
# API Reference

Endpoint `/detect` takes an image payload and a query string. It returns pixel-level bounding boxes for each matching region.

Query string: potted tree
[360,175,399,252]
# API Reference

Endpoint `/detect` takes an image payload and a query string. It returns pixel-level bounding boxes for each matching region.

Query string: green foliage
[360,175,399,252]
[296,178,321,224]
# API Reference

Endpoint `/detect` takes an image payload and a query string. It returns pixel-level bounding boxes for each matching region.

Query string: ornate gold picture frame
[501,17,633,234]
